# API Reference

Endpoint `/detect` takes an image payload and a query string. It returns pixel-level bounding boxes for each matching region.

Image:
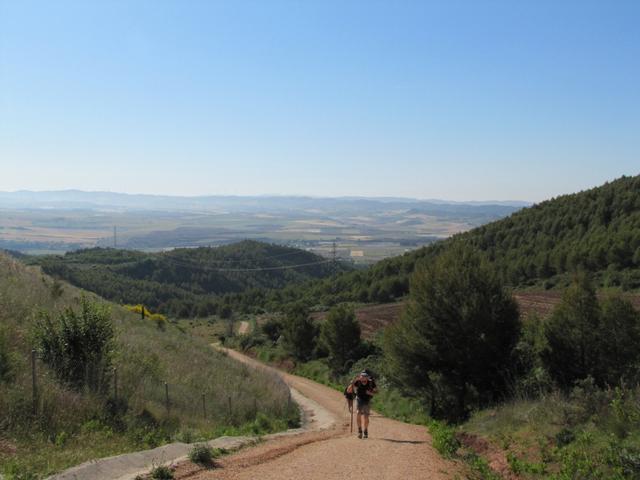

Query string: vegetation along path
[174,348,460,480]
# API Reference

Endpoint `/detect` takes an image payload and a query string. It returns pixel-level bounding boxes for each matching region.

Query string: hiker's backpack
[344,384,354,400]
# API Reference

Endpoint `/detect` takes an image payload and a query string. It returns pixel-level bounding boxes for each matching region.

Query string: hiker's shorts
[356,399,371,415]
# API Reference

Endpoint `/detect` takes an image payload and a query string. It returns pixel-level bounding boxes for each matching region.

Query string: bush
[188,444,215,466]
[34,297,114,394]
[238,332,268,351]
[556,428,576,447]
[261,317,283,343]
[150,465,174,480]
[428,420,460,458]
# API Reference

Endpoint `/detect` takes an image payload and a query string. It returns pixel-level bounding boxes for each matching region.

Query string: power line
[154,255,333,273]
[158,246,315,266]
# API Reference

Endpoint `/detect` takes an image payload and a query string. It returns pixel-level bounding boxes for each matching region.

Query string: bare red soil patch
[457,432,520,480]
[321,290,640,338]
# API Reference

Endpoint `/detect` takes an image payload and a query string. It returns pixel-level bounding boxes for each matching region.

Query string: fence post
[202,393,206,419]
[31,350,37,415]
[113,367,118,402]
[165,382,170,415]
[141,305,145,320]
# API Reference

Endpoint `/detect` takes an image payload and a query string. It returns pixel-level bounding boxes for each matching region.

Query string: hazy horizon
[0,187,533,205]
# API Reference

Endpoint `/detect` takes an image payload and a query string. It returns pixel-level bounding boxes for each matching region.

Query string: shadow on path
[378,438,427,445]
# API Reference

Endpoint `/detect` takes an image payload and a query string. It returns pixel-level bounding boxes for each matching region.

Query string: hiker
[345,370,377,439]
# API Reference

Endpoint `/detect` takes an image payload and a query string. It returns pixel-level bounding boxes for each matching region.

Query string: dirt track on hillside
[172,350,460,480]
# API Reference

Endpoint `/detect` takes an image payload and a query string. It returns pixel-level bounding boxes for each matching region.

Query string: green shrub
[428,420,460,458]
[238,332,267,351]
[150,464,174,480]
[556,428,576,447]
[464,453,501,480]
[507,452,547,475]
[188,444,215,466]
[34,297,114,394]
[261,317,283,343]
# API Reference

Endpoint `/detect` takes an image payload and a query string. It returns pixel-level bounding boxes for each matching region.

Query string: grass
[0,253,298,479]
[461,383,640,479]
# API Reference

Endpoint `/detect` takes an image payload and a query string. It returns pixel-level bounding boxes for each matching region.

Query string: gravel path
[174,349,461,480]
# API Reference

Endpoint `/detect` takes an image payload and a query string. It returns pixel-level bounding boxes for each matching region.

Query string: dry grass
[0,253,296,479]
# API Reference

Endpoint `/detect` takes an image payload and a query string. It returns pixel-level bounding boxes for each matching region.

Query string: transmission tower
[331,240,337,276]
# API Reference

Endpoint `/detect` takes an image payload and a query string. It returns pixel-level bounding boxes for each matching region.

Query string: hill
[29,240,351,317]
[265,175,640,310]
[0,252,296,478]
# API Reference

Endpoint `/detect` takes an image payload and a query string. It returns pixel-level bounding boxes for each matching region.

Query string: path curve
[174,349,461,480]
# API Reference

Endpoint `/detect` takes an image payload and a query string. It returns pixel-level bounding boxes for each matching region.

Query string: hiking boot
[357,429,363,439]
[364,430,368,439]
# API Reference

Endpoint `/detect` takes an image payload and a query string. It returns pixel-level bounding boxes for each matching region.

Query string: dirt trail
[174,350,460,480]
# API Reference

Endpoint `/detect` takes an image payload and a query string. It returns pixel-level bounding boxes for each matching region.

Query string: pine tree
[320,304,361,374]
[282,304,317,362]
[385,245,520,421]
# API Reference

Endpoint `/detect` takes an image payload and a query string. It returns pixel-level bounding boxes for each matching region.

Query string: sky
[1,1,638,202]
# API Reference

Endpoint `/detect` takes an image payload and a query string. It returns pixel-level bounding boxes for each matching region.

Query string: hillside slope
[0,252,295,478]
[267,175,640,309]
[30,240,350,316]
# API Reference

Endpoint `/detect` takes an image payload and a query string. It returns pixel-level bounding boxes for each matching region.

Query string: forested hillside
[25,176,640,316]
[262,175,640,309]
[30,240,350,317]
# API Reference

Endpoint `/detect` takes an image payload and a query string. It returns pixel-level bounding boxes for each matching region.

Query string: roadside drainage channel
[46,386,336,480]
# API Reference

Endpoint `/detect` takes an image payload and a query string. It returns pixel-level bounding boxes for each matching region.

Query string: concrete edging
[47,385,336,480]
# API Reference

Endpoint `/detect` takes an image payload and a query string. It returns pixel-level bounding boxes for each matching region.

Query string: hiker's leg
[363,413,369,430]
[356,411,363,429]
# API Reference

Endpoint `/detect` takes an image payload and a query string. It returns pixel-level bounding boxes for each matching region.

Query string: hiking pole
[349,398,353,433]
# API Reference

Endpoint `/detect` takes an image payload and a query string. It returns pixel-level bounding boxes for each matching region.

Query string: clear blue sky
[1,1,638,202]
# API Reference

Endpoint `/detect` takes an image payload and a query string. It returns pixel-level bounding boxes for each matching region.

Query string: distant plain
[0,191,525,263]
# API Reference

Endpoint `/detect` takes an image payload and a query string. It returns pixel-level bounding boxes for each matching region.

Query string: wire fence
[25,349,294,432]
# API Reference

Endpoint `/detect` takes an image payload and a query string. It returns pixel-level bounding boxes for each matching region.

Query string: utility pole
[331,240,338,276]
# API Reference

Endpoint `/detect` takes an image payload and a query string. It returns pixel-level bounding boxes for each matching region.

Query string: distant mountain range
[0,190,530,212]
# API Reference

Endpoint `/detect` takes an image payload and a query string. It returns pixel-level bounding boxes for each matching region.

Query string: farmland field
[0,192,523,263]
[311,291,640,339]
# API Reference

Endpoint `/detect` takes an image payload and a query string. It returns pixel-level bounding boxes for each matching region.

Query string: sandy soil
[173,349,461,480]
